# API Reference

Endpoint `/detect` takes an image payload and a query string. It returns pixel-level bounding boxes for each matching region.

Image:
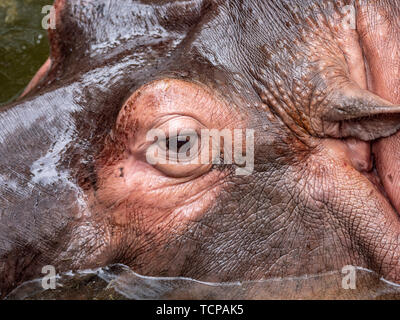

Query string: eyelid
[152,115,205,133]
[133,115,204,153]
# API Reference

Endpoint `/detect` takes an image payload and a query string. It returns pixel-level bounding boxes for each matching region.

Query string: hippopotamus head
[1,0,400,298]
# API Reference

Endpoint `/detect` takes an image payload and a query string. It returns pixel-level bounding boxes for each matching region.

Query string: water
[0,0,50,105]
[5,264,400,300]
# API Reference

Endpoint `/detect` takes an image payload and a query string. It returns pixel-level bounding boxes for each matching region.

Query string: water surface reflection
[6,264,400,300]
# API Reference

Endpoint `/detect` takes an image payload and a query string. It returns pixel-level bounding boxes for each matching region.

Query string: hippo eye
[145,117,212,178]
[115,79,231,178]
[160,131,200,162]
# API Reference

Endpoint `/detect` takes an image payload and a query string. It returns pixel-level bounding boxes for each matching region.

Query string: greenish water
[0,0,50,105]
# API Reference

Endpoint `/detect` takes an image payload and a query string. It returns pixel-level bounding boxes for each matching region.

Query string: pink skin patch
[357,5,400,214]
[20,58,51,98]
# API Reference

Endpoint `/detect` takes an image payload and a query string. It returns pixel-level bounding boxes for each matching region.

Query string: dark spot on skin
[119,167,124,178]
[388,174,393,183]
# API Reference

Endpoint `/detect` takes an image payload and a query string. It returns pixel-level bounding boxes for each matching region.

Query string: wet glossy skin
[1,0,400,299]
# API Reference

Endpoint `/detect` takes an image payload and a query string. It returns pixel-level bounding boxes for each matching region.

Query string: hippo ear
[48,0,210,69]
[322,85,400,141]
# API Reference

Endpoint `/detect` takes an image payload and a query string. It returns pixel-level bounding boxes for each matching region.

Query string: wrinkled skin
[1,0,400,299]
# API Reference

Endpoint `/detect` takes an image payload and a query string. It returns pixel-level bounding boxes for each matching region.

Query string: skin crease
[2,0,400,299]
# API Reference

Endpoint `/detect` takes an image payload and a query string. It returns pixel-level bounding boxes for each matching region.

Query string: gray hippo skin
[1,0,400,299]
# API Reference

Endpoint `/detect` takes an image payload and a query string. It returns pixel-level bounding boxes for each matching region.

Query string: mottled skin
[1,0,400,299]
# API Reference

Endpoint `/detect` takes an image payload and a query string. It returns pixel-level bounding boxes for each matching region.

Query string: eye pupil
[166,136,191,152]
